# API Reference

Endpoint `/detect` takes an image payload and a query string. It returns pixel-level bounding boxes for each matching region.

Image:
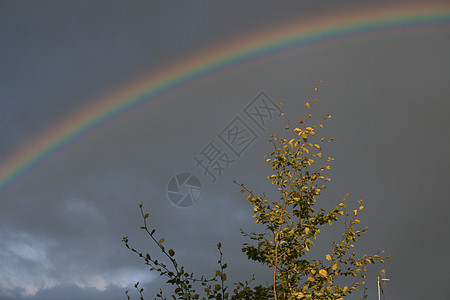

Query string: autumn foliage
[123,83,390,299]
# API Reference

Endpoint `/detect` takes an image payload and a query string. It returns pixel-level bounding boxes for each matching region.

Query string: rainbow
[1,3,449,196]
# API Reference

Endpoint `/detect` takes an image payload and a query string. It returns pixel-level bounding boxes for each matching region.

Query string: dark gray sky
[1,1,449,299]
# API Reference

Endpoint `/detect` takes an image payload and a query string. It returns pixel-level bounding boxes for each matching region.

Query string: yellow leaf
[359,205,364,210]
[332,263,338,270]
[305,102,310,108]
[353,209,358,216]
[319,269,328,277]
[325,254,332,261]
[288,139,295,148]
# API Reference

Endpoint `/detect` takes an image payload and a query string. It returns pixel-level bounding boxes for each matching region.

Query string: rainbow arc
[0,3,449,196]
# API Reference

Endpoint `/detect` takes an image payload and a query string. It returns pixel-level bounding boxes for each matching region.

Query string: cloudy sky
[1,1,449,299]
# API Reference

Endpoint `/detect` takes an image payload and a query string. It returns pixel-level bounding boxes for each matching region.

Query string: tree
[122,83,390,299]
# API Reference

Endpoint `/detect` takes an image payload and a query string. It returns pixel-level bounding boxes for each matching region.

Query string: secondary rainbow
[1,3,449,196]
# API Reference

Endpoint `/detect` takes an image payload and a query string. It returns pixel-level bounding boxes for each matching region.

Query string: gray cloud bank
[1,0,449,299]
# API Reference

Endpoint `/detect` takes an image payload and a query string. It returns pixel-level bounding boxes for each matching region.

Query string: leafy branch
[123,83,390,299]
